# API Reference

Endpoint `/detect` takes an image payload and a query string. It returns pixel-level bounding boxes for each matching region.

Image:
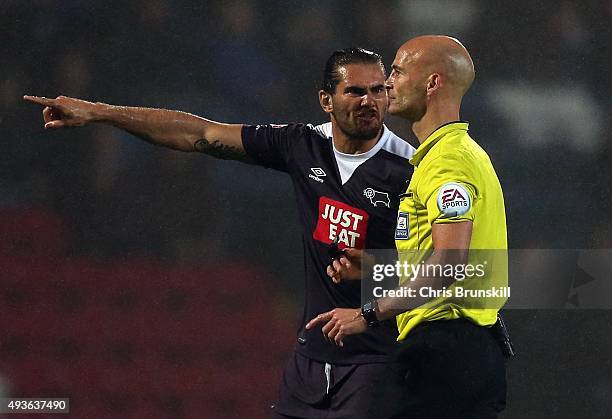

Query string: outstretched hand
[23,95,98,129]
[305,308,367,347]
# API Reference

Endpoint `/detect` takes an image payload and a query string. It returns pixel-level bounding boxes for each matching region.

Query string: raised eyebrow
[344,86,367,93]
[344,84,386,94]
[346,84,386,90]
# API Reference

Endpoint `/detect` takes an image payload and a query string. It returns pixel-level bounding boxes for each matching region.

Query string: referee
[307,35,509,418]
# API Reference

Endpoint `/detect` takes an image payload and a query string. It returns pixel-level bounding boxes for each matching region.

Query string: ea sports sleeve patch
[426,180,476,225]
[437,182,471,217]
[416,153,478,226]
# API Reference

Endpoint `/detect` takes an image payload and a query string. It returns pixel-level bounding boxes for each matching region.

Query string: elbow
[434,248,469,266]
[172,135,199,152]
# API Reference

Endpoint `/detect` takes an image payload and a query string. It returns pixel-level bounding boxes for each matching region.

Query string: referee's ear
[319,90,334,114]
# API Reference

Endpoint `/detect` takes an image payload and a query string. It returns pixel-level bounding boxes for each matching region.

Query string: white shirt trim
[312,122,415,185]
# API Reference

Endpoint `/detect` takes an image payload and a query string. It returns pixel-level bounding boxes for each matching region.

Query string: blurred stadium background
[1,1,611,417]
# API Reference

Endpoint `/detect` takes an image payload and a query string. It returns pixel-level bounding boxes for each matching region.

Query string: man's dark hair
[322,48,385,94]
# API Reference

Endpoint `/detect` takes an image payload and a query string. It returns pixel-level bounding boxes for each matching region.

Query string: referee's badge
[395,212,409,240]
[437,183,471,217]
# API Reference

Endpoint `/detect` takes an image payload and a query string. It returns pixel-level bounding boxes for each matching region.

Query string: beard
[335,115,383,141]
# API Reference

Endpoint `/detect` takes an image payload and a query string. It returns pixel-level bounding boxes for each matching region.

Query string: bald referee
[308,36,509,418]
[24,48,415,418]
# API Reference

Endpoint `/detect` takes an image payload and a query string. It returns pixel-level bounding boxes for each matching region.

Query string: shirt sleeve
[417,153,479,226]
[241,124,295,172]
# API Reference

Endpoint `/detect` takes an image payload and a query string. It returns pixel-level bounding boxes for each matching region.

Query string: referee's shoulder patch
[395,212,409,240]
[437,183,471,217]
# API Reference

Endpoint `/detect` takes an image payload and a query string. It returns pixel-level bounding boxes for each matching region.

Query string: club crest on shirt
[437,182,471,217]
[313,197,369,249]
[363,188,390,208]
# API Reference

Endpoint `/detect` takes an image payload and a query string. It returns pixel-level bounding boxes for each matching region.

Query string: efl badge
[437,183,471,217]
[395,212,409,240]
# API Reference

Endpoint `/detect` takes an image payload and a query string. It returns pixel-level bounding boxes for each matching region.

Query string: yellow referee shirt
[395,122,508,341]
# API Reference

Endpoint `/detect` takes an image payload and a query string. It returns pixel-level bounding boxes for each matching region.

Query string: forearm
[25,94,249,160]
[376,249,464,320]
[376,276,452,320]
[93,103,241,154]
[376,223,473,320]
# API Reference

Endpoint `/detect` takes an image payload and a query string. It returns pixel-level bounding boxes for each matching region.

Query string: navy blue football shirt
[242,122,414,364]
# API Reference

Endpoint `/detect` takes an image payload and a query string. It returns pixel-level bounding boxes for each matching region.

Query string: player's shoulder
[250,122,324,135]
[420,133,497,191]
[268,122,333,143]
[378,126,415,162]
[429,131,482,163]
[310,122,333,140]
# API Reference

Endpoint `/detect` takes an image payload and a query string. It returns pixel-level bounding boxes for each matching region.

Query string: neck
[331,124,382,154]
[412,100,461,144]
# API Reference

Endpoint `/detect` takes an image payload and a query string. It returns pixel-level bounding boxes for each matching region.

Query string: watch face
[362,300,379,326]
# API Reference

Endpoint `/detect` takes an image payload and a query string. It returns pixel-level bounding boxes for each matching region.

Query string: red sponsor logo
[441,188,466,203]
[313,197,369,249]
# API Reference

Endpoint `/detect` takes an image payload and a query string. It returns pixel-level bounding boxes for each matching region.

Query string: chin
[356,126,382,140]
[389,106,419,122]
[388,104,403,116]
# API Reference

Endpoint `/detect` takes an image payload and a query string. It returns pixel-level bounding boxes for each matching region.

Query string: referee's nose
[385,71,396,90]
[385,79,394,92]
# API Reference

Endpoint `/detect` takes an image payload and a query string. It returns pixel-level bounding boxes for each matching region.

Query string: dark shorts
[269,351,392,419]
[368,318,508,419]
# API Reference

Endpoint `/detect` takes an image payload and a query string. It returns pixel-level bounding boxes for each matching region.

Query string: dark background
[1,1,611,417]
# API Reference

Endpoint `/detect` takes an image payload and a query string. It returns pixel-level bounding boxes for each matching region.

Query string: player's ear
[319,90,333,114]
[426,73,441,96]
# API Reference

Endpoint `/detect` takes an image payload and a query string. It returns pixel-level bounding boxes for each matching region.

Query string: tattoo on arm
[194,138,247,161]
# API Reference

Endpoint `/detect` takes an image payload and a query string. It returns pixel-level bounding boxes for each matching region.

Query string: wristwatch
[361,299,380,327]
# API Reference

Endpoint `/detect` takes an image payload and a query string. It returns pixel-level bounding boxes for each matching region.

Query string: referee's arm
[23,95,249,161]
[306,221,474,346]
[376,221,473,319]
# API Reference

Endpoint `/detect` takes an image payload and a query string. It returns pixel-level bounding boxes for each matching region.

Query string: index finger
[23,95,55,107]
[305,311,334,330]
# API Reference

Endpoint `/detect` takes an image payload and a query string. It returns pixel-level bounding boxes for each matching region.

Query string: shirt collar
[409,121,469,166]
[332,124,391,159]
